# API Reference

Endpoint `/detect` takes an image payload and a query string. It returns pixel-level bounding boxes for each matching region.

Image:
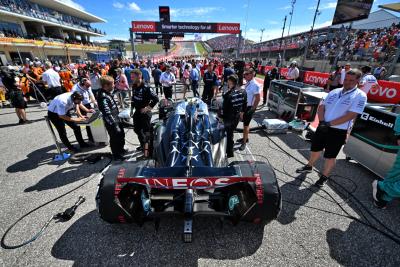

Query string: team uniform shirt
[96,89,120,126]
[322,87,367,130]
[244,79,261,107]
[203,71,217,89]
[71,84,94,105]
[222,88,247,119]
[359,74,378,95]
[131,83,159,111]
[42,68,61,88]
[160,72,176,87]
[47,92,74,116]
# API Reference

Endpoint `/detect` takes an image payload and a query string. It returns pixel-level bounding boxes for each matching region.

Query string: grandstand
[206,34,254,53]
[0,0,107,65]
[239,9,400,73]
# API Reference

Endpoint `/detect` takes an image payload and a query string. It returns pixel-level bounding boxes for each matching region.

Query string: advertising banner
[132,21,240,34]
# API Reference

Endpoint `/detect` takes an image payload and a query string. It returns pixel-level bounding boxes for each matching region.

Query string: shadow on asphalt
[251,109,400,265]
[6,145,57,173]
[51,210,264,266]
[0,117,45,129]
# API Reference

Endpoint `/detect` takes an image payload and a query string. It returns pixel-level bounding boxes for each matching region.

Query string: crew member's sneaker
[236,138,249,143]
[372,180,388,209]
[295,165,313,174]
[239,143,246,151]
[314,175,328,187]
[136,146,143,152]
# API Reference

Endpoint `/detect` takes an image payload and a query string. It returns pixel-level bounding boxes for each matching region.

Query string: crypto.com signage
[132,21,240,34]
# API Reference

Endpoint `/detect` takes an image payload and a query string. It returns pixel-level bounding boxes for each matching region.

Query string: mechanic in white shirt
[287,61,299,81]
[160,65,176,99]
[47,92,91,152]
[72,78,96,143]
[296,69,367,187]
[41,61,62,100]
[238,68,261,151]
[359,65,379,95]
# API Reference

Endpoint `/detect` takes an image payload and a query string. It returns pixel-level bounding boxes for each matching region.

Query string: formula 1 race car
[96,98,281,242]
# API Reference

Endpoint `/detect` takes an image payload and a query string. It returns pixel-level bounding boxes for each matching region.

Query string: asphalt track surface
[1,81,400,266]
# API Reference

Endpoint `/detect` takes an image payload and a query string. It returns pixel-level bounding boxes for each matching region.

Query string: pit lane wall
[258,65,400,104]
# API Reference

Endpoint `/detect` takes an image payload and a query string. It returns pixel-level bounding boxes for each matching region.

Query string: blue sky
[65,0,397,42]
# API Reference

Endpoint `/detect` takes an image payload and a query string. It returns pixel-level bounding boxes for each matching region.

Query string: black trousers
[263,87,269,104]
[105,123,125,156]
[202,86,214,104]
[191,80,199,97]
[154,81,162,95]
[82,103,94,143]
[48,111,85,150]
[48,86,62,100]
[163,86,173,99]
[133,111,152,147]
[224,116,240,157]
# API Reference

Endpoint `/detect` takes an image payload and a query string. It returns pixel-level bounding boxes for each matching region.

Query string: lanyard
[339,87,357,98]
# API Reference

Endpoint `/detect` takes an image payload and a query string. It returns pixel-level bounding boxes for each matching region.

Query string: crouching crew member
[47,92,89,153]
[221,74,247,158]
[296,69,367,187]
[130,69,159,157]
[97,76,126,161]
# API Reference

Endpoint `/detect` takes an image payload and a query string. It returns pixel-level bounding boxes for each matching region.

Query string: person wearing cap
[130,69,159,156]
[296,69,367,187]
[42,61,62,100]
[359,65,379,95]
[238,68,261,151]
[287,61,299,81]
[221,74,247,158]
[47,92,89,153]
[160,65,176,99]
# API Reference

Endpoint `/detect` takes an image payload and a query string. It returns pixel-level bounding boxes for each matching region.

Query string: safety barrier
[258,65,400,104]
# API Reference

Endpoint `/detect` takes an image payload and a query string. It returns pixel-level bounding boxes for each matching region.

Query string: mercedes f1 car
[96,98,281,242]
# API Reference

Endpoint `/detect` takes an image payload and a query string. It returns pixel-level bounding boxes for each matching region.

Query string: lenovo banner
[303,71,330,88]
[132,21,240,34]
[132,21,156,32]
[369,80,400,104]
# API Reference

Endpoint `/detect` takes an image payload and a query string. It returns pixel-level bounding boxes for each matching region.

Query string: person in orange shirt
[32,62,43,80]
[59,67,74,92]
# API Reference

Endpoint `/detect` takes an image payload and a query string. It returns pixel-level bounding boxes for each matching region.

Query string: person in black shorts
[296,69,367,187]
[1,68,29,124]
